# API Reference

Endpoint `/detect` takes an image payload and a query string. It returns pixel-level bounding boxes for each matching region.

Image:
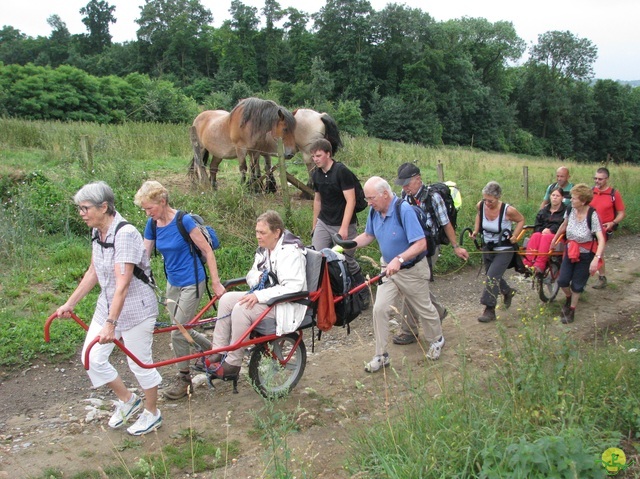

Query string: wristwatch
[397,256,405,264]
[106,318,118,327]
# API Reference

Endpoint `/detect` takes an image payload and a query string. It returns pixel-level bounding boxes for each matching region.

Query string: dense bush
[0,64,198,124]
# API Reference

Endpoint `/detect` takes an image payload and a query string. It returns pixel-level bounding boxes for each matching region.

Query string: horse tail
[321,113,343,154]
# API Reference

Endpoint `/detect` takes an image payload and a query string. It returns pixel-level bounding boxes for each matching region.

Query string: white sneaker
[127,409,163,436]
[364,353,390,373]
[108,393,141,429]
[427,336,445,360]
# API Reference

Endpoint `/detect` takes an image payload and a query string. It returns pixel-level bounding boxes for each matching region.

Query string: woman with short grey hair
[73,181,117,215]
[482,181,502,199]
[470,181,525,322]
[57,181,162,436]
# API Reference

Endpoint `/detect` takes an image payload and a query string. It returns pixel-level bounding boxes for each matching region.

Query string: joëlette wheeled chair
[459,225,565,303]
[45,249,381,399]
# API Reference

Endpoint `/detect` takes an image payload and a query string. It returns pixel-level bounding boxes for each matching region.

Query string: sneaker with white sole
[364,353,390,373]
[108,393,142,429]
[127,409,162,436]
[426,336,445,360]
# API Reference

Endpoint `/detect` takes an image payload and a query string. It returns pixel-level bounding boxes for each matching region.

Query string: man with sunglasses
[590,167,626,289]
[391,163,468,345]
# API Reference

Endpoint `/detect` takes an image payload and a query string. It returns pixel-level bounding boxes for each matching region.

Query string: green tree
[529,30,597,82]
[46,15,71,67]
[314,0,374,105]
[591,80,634,162]
[370,4,434,97]
[79,0,117,54]
[367,93,440,144]
[256,0,285,84]
[227,0,260,88]
[136,0,213,80]
[513,30,598,157]
[0,27,28,64]
[282,7,315,82]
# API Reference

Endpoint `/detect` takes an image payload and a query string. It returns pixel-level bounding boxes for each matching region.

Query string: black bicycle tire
[248,334,307,399]
[538,262,560,302]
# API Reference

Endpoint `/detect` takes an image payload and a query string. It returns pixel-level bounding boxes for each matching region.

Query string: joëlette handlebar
[44,311,89,343]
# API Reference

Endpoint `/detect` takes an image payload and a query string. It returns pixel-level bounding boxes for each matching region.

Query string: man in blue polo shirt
[342,176,445,373]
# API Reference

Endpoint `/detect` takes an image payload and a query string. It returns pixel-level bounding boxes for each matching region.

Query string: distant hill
[618,80,640,87]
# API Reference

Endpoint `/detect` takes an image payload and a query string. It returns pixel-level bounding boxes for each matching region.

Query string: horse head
[273,107,297,159]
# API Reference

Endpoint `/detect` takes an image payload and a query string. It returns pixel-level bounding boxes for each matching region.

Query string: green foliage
[484,433,607,478]
[330,99,367,137]
[250,396,308,478]
[1,120,640,479]
[0,64,198,124]
[367,94,441,144]
[2,4,640,162]
[347,312,634,477]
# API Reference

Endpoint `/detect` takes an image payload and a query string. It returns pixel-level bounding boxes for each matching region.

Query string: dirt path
[1,235,639,478]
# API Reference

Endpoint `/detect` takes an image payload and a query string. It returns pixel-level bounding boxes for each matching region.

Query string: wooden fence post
[189,126,207,184]
[80,135,93,171]
[278,138,291,216]
[437,161,444,182]
[523,166,529,201]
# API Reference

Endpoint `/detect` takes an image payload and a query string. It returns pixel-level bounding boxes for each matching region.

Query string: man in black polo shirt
[311,139,369,307]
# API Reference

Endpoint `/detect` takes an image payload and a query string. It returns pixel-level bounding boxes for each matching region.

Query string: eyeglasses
[593,177,608,181]
[76,204,96,214]
[364,193,382,202]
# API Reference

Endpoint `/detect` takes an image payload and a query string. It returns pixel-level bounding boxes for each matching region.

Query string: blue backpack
[151,210,220,298]
[368,200,435,258]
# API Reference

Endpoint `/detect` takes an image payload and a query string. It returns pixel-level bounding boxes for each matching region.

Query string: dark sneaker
[561,308,575,324]
[364,353,390,373]
[208,362,241,380]
[477,307,496,323]
[392,332,418,345]
[561,297,571,317]
[503,289,517,309]
[592,276,608,290]
[192,357,207,372]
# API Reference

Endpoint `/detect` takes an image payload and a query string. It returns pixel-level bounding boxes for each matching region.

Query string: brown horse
[191,98,297,189]
[293,108,343,183]
[246,108,343,196]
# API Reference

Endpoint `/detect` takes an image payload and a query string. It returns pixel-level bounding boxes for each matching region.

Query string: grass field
[1,118,639,478]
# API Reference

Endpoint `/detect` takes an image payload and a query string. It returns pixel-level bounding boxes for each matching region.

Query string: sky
[3,0,639,81]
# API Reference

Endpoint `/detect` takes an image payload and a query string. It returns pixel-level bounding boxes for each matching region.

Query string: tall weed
[349,311,635,478]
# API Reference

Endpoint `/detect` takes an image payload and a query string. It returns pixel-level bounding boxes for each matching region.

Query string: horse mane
[232,97,295,137]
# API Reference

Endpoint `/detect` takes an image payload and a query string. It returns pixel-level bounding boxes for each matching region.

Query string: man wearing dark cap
[392,162,468,345]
